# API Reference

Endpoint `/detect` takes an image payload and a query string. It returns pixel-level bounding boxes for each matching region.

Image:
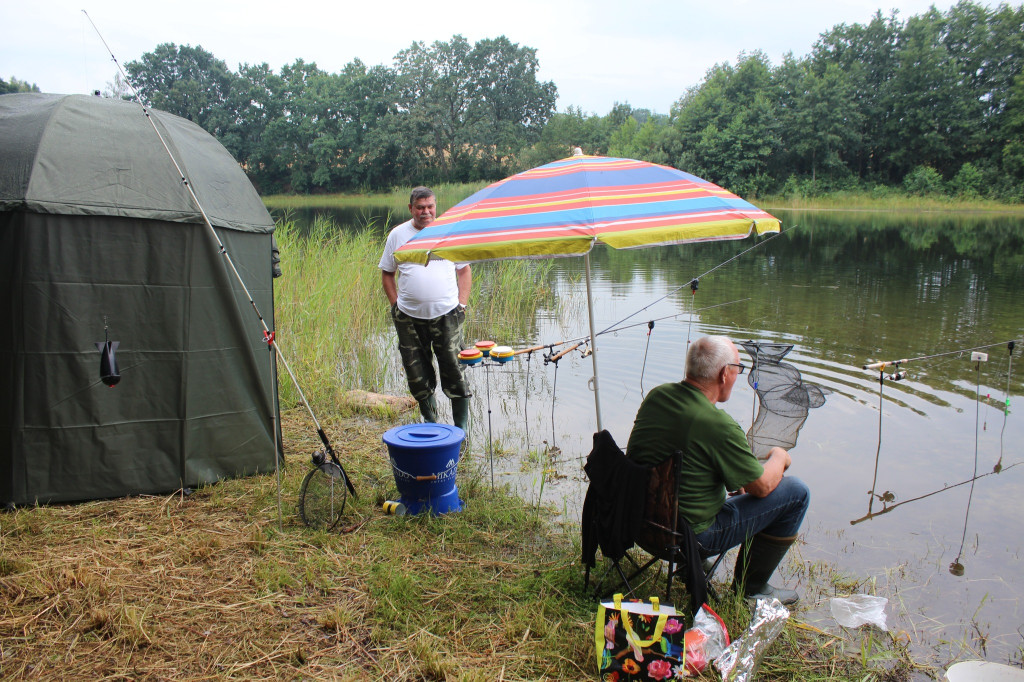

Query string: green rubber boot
[451,397,470,432]
[733,533,799,605]
[418,394,438,423]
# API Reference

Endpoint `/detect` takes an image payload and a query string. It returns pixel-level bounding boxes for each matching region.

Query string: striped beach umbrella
[394,155,781,430]
[394,155,779,264]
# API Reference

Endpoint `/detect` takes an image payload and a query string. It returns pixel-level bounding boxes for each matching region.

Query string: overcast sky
[5,0,967,115]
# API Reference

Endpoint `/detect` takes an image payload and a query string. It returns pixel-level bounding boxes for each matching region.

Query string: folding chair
[630,450,726,612]
[581,431,649,596]
[581,432,723,614]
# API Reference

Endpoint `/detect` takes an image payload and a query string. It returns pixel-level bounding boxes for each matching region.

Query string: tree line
[118,36,556,195]
[6,2,1022,200]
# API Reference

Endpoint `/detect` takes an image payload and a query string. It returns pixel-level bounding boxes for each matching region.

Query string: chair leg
[703,551,728,601]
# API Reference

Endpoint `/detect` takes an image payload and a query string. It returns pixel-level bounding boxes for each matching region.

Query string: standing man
[626,335,810,604]
[379,187,472,430]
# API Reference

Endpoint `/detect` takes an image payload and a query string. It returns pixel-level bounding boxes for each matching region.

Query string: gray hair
[409,186,435,204]
[685,335,736,382]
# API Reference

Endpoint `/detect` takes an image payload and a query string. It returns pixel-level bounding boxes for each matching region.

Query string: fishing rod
[82,12,356,505]
[862,339,1019,370]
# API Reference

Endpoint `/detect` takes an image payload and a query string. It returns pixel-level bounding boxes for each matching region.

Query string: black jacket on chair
[581,430,649,567]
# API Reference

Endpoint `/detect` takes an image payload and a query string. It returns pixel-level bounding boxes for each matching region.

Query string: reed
[273,215,558,411]
[273,216,395,410]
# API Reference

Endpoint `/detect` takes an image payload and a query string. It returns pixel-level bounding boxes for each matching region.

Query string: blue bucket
[382,423,465,515]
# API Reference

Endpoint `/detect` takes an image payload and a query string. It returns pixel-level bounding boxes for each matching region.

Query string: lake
[286,205,1024,668]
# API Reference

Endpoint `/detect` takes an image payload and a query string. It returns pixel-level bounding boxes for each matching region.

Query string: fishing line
[952,357,986,573]
[599,298,751,336]
[595,224,797,338]
[867,365,899,516]
[685,278,698,349]
[750,345,762,433]
[996,341,1015,473]
[849,462,1022,525]
[639,321,654,398]
[82,11,356,502]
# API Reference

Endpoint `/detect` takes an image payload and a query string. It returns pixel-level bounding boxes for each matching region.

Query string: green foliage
[124,43,236,133]
[0,76,40,94]
[902,165,945,196]
[949,162,984,198]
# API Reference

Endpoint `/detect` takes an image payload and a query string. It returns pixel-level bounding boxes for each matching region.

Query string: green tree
[1,76,40,94]
[886,8,968,177]
[466,36,556,177]
[1000,71,1024,191]
[792,63,862,185]
[394,35,478,182]
[223,62,288,193]
[671,52,780,194]
[811,11,901,181]
[124,43,236,134]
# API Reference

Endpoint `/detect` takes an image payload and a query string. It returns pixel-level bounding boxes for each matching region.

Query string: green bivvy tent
[0,93,280,506]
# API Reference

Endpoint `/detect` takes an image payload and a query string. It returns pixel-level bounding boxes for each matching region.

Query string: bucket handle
[415,474,437,481]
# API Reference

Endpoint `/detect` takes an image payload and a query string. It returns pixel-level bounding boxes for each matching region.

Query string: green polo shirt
[626,381,763,534]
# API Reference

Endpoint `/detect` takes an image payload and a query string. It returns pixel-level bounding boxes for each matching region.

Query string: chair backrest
[637,451,681,558]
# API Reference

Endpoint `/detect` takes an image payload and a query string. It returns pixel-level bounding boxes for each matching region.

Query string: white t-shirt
[378,219,467,320]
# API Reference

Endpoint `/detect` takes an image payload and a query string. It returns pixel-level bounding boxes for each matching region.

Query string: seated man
[626,335,810,604]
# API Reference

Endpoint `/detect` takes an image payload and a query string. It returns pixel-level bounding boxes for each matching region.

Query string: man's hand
[743,447,791,498]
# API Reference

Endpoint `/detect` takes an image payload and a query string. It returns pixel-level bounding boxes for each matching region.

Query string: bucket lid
[459,348,483,360]
[383,423,465,449]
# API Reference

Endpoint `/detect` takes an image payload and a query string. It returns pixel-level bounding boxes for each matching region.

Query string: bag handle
[616,594,669,647]
[613,594,660,612]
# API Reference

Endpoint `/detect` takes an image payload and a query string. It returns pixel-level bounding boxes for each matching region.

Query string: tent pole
[584,252,603,432]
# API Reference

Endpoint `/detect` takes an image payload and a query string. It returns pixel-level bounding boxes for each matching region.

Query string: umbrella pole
[584,253,603,432]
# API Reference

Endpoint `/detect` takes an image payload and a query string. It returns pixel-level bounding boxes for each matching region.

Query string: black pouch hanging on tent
[96,337,120,387]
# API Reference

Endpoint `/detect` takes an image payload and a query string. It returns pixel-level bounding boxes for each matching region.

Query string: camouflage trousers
[390,304,471,402]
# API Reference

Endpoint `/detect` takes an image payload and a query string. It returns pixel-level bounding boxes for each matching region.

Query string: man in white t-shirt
[379,187,472,429]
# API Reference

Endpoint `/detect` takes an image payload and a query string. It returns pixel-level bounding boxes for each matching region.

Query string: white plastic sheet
[830,594,888,631]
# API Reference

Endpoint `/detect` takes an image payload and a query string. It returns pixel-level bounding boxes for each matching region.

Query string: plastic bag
[830,594,888,631]
[683,604,729,675]
[714,598,790,682]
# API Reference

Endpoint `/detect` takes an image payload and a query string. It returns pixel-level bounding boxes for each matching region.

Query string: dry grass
[1,408,923,681]
[0,410,594,680]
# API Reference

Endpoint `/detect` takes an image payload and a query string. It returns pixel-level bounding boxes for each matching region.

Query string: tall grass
[274,216,395,409]
[273,215,557,410]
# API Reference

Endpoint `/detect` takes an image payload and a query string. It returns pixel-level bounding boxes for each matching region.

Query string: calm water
[311,206,1024,667]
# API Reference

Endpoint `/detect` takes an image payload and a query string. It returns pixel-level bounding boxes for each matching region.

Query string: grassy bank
[761,192,1024,214]
[1,409,921,680]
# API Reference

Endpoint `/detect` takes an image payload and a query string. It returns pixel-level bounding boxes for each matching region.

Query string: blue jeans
[693,476,810,557]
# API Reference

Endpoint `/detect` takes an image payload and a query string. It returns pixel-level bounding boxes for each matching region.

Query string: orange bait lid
[474,340,496,355]
[458,348,483,364]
